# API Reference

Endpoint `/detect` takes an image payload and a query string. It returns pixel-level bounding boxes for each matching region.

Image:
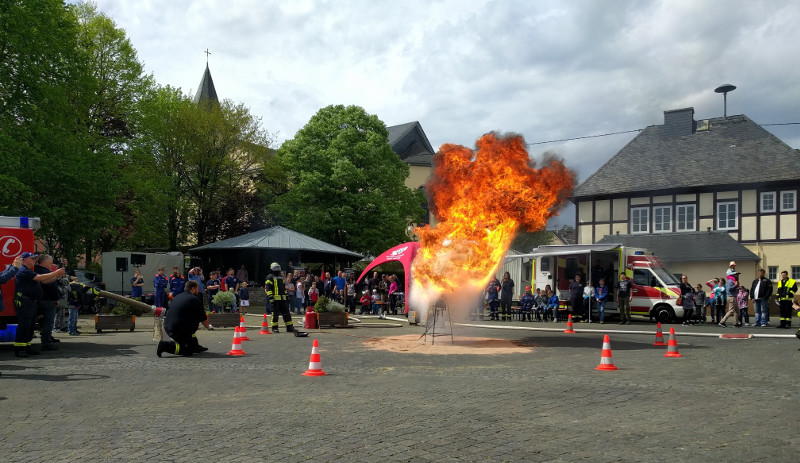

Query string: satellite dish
[714,83,737,118]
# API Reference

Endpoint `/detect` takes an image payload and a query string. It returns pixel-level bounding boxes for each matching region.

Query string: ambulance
[0,216,39,328]
[508,243,684,323]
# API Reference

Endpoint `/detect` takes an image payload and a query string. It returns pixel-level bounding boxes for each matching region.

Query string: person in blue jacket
[594,278,609,324]
[153,267,168,307]
[519,286,535,321]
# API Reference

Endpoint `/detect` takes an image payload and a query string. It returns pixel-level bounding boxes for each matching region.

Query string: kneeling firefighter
[157,280,210,357]
[265,262,293,332]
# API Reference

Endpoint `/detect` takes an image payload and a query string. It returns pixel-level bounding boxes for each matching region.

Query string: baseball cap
[729,261,736,266]
[525,286,532,291]
[20,251,37,259]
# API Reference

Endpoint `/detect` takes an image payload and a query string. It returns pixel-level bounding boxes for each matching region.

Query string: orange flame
[411,133,575,299]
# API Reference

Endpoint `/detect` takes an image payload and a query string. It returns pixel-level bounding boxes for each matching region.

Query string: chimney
[663,107,695,137]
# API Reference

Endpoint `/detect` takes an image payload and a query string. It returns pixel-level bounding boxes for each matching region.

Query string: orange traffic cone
[238,316,250,341]
[595,335,618,371]
[227,330,246,356]
[258,314,271,335]
[664,327,682,358]
[653,322,667,346]
[563,314,576,334]
[302,339,327,376]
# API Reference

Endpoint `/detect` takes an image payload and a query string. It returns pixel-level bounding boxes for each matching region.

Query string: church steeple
[193,63,219,108]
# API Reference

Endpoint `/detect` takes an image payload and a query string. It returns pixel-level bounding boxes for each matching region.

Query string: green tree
[138,85,276,248]
[271,104,424,257]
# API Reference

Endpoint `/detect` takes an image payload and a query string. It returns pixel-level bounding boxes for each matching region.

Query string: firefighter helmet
[270,262,281,272]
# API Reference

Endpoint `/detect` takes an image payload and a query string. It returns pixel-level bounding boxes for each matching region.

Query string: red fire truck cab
[0,216,40,328]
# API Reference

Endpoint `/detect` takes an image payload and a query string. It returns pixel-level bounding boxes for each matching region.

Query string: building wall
[745,242,800,277]
[576,186,799,245]
[574,185,799,285]
[405,165,432,190]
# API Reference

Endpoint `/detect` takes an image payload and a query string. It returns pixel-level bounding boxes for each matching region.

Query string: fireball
[410,133,575,312]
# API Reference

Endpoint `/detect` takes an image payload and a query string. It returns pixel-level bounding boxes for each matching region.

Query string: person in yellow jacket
[794,298,800,343]
[265,262,293,332]
[776,270,797,329]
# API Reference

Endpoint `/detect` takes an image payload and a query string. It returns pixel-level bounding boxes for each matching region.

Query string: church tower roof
[193,64,219,107]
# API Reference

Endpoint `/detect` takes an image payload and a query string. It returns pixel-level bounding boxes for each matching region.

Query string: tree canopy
[271,105,424,257]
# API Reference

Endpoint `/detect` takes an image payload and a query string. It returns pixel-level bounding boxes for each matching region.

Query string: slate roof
[189,225,362,258]
[572,113,800,199]
[193,64,219,106]
[596,231,759,264]
[387,121,435,166]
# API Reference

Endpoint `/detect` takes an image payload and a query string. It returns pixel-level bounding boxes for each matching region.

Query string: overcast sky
[91,0,800,226]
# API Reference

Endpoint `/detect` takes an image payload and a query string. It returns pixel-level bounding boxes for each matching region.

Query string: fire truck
[508,243,684,322]
[0,216,40,329]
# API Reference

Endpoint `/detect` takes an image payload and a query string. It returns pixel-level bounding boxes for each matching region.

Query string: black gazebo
[189,226,362,285]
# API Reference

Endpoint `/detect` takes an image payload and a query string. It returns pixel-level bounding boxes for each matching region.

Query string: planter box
[317,312,348,328]
[95,315,135,333]
[208,312,242,328]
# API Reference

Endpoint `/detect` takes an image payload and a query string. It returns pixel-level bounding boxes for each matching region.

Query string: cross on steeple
[204,48,211,64]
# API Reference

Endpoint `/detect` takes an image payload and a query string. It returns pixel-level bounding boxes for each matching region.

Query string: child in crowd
[694,284,706,324]
[594,278,608,324]
[547,290,560,322]
[66,282,83,335]
[239,282,250,314]
[533,288,544,321]
[371,289,381,315]
[519,286,534,321]
[486,277,500,321]
[359,290,371,315]
[737,284,751,326]
[308,282,319,308]
[708,278,726,325]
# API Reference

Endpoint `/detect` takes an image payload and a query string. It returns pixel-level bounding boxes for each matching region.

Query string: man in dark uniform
[568,273,586,321]
[157,280,210,357]
[13,252,65,357]
[265,262,293,332]
[34,254,61,350]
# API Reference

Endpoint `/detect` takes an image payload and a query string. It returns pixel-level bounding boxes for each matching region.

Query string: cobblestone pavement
[1,314,799,462]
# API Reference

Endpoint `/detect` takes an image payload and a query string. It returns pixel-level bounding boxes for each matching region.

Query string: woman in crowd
[130,267,145,302]
[500,271,515,322]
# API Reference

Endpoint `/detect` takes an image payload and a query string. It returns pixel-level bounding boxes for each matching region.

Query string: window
[760,192,776,213]
[768,266,778,280]
[676,204,696,232]
[653,206,672,232]
[717,202,738,230]
[633,269,656,287]
[631,207,649,233]
[792,266,800,281]
[780,191,797,212]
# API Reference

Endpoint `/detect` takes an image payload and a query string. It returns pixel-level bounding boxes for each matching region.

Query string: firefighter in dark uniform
[13,252,65,357]
[776,270,797,329]
[265,262,293,332]
[157,280,210,357]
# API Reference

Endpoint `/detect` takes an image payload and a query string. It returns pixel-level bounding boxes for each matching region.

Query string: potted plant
[314,296,348,327]
[95,300,139,333]
[209,289,242,327]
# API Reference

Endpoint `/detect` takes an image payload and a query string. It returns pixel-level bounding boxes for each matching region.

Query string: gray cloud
[93,0,800,228]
